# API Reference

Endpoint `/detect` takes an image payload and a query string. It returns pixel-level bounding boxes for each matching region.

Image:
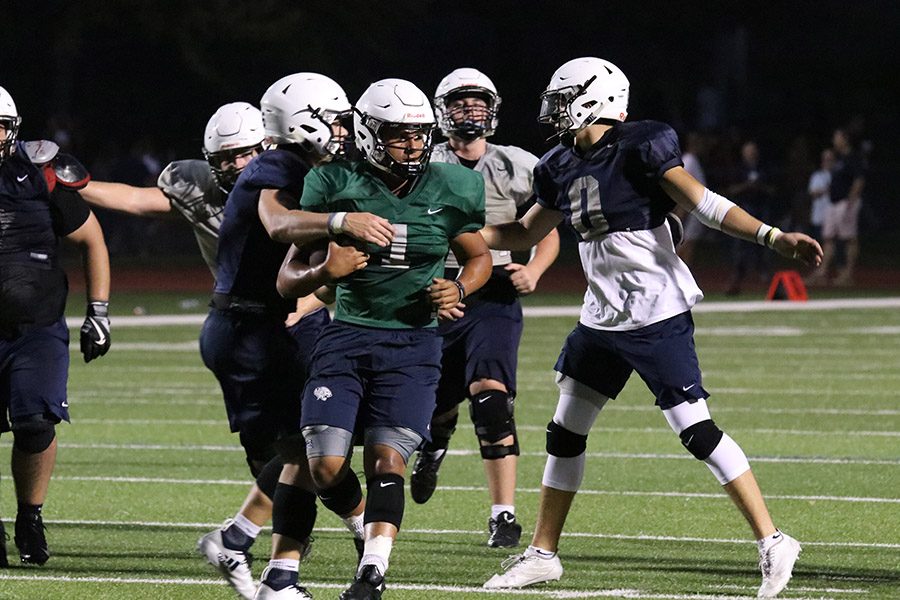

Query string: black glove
[80,301,111,362]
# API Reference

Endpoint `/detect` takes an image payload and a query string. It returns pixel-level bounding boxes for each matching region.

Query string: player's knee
[364,473,405,528]
[307,457,346,489]
[272,482,317,541]
[546,420,588,458]
[469,390,519,459]
[254,456,284,500]
[365,426,422,465]
[12,416,56,454]
[317,471,364,517]
[679,419,724,460]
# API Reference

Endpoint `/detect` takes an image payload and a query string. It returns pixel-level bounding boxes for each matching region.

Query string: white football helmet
[354,78,436,177]
[260,73,352,158]
[434,68,501,140]
[538,57,629,144]
[0,85,22,162]
[202,102,265,190]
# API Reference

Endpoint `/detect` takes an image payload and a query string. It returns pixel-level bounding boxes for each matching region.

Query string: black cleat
[487,511,522,548]
[409,449,446,504]
[0,520,9,568]
[339,564,386,600]
[15,511,49,565]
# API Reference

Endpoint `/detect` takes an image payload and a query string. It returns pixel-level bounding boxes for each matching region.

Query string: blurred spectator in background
[807,148,835,241]
[675,132,710,268]
[724,140,776,295]
[809,129,866,286]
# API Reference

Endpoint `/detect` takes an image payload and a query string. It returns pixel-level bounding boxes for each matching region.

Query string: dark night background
[3,0,898,273]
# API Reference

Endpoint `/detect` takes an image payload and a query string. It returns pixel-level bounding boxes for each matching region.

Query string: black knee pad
[469,390,519,459]
[255,456,284,500]
[272,483,318,542]
[545,421,587,458]
[679,419,724,460]
[317,471,364,517]
[364,473,405,529]
[12,416,57,454]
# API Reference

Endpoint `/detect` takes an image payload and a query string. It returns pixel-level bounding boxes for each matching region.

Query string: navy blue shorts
[0,318,69,432]
[301,321,441,441]
[554,312,708,410]
[435,290,523,413]
[199,307,326,444]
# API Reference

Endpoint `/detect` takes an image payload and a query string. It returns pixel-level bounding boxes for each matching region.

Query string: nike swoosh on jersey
[427,207,443,215]
[17,174,28,182]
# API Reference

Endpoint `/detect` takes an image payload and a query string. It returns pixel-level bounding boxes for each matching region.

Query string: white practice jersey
[157,159,225,275]
[431,142,538,268]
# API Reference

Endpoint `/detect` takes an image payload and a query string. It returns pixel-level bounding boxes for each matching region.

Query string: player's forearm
[483,221,539,251]
[527,227,560,277]
[259,189,329,245]
[456,251,492,297]
[277,258,331,299]
[80,181,170,216]
[81,226,111,302]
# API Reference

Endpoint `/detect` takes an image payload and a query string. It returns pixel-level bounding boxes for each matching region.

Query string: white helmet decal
[202,102,265,191]
[354,79,436,178]
[539,57,629,143]
[0,85,22,162]
[434,68,501,140]
[260,73,352,158]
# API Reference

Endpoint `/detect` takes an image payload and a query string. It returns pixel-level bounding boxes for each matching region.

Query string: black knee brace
[12,416,56,454]
[545,421,588,457]
[469,390,519,460]
[317,471,364,517]
[255,456,284,500]
[679,419,724,460]
[364,473,405,529]
[272,483,318,542]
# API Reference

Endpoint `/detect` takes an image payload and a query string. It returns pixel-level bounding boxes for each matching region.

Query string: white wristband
[755,224,773,246]
[692,188,736,231]
[327,212,347,236]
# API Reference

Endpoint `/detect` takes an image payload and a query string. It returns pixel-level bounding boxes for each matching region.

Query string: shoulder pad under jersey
[51,152,91,189]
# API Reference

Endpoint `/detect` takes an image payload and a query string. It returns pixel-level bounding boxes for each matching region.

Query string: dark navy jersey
[214,148,309,315]
[534,121,683,241]
[1,142,91,330]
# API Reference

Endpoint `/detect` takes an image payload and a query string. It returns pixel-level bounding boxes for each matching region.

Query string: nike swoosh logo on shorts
[17,174,28,182]
[682,384,695,391]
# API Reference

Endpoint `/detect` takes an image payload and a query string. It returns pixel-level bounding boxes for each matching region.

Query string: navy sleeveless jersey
[534,121,683,241]
[214,148,309,315]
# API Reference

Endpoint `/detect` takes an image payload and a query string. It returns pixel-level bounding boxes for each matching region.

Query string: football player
[79,102,325,599]
[272,78,492,600]
[199,74,367,600]
[480,58,821,598]
[0,85,111,566]
[408,68,559,549]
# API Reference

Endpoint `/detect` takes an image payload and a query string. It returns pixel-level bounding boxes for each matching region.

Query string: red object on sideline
[766,270,808,301]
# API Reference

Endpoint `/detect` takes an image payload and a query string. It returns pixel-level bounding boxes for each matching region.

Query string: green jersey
[300,161,485,329]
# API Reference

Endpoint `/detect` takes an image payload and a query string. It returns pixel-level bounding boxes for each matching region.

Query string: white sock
[525,545,556,559]
[491,504,515,520]
[342,513,365,540]
[268,558,299,572]
[758,529,783,553]
[232,513,262,539]
[359,535,393,576]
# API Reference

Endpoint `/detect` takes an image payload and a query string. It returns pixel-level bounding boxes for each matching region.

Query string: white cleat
[757,532,802,598]
[254,566,314,599]
[197,521,256,600]
[483,551,563,589]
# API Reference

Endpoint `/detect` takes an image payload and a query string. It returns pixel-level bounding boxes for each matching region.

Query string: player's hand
[342,212,395,247]
[437,304,466,322]
[80,301,111,363]
[323,241,368,279]
[773,232,824,267]
[428,277,464,311]
[505,263,541,295]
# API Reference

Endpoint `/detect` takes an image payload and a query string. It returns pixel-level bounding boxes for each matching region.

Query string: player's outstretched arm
[66,211,112,362]
[277,241,368,299]
[661,166,823,268]
[79,180,172,216]
[483,204,564,252]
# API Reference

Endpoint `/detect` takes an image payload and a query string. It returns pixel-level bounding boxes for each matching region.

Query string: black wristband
[452,279,466,302]
[87,301,109,318]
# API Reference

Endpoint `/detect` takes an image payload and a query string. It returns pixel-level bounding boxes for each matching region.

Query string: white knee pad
[662,399,750,485]
[542,373,609,491]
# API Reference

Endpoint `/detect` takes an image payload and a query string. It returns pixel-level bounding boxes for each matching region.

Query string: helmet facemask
[437,89,500,141]
[203,143,263,192]
[356,109,435,178]
[538,77,600,146]
[0,115,21,163]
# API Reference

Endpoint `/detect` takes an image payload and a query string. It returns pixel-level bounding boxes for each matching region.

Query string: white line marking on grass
[516,425,900,437]
[62,297,900,330]
[41,518,900,550]
[75,419,223,426]
[45,475,900,503]
[607,404,900,416]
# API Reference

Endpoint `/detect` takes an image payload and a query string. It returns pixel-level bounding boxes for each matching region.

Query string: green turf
[1,300,898,599]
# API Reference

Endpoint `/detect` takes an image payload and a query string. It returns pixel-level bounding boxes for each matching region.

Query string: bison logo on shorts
[313,386,333,401]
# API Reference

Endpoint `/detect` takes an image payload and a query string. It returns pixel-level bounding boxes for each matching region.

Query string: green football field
[1,296,898,599]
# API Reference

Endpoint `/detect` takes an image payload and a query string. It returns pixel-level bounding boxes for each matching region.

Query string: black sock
[17,503,42,518]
